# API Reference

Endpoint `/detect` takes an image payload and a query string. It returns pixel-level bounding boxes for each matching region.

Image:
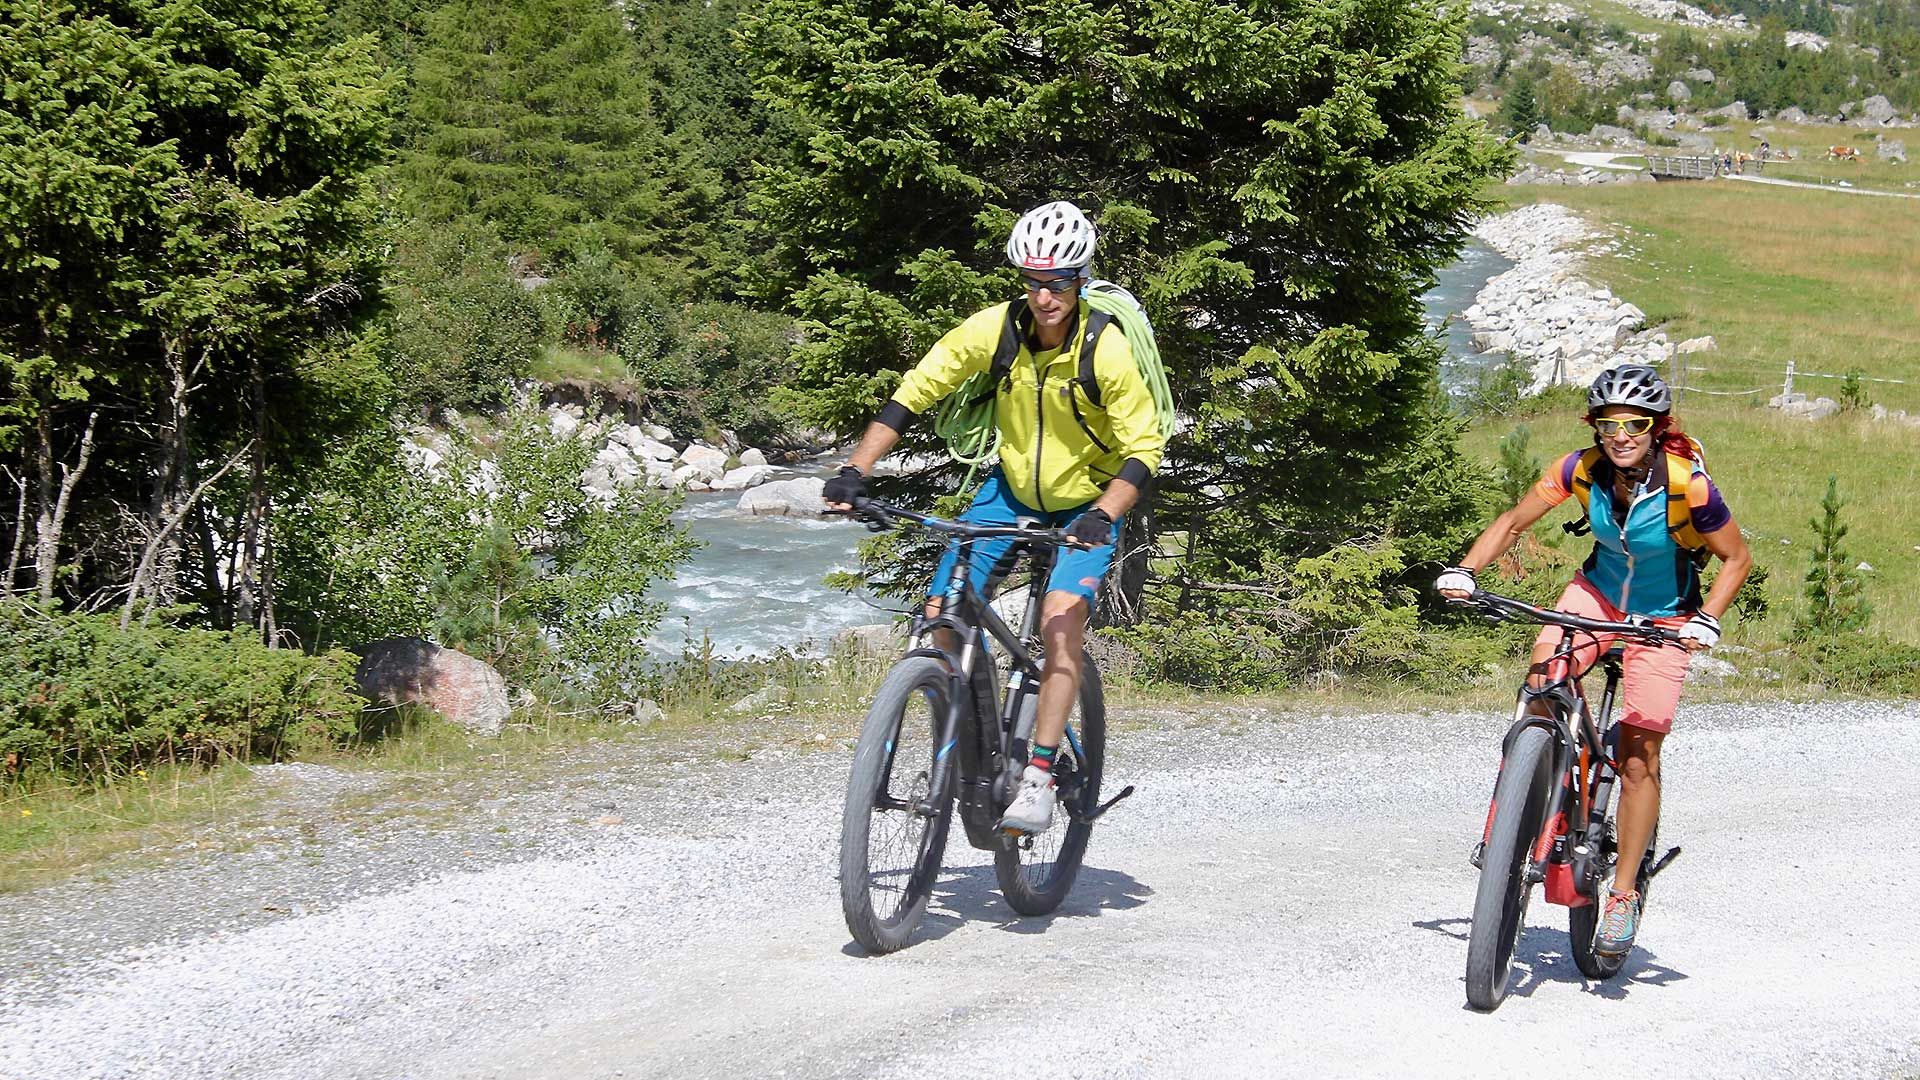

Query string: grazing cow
[1828,145,1861,161]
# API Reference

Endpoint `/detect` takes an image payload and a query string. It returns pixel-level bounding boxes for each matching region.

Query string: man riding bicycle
[1436,364,1752,958]
[824,201,1167,835]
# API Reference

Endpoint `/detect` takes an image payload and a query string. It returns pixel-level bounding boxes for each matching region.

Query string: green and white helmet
[1006,201,1095,273]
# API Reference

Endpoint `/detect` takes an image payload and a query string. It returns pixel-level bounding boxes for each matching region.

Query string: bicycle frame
[849,498,1085,851]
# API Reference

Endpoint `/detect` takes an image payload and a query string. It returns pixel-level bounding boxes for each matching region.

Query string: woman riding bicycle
[1436,364,1752,958]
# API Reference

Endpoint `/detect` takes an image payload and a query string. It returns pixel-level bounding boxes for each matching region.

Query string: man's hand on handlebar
[823,465,868,513]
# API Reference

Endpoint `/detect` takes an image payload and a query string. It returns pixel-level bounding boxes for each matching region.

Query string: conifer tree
[1502,79,1541,139]
[1795,476,1871,639]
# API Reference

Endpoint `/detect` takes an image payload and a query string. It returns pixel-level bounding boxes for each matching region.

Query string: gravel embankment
[3,700,1917,1080]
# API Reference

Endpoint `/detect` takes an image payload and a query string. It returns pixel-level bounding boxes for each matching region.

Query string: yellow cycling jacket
[889,301,1167,512]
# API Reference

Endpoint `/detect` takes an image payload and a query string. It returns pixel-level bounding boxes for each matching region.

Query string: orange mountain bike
[1455,589,1686,1011]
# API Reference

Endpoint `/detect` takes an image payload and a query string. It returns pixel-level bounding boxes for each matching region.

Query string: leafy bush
[387,223,544,412]
[0,604,361,780]
[1496,424,1540,506]
[1796,633,1920,695]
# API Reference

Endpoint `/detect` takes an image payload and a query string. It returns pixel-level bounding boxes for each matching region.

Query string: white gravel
[3,700,1917,1079]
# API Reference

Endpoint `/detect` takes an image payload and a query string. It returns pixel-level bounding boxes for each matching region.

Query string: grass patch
[1481,180,1920,643]
[0,761,263,894]
[529,343,631,385]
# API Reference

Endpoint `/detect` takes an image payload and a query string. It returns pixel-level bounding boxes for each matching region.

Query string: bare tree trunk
[235,355,266,631]
[34,410,99,607]
[3,465,26,594]
[192,501,227,626]
[260,497,279,647]
[122,445,249,628]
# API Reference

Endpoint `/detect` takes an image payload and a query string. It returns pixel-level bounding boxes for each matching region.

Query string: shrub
[1794,476,1871,640]
[0,604,362,780]
[1496,424,1540,506]
[1796,633,1920,695]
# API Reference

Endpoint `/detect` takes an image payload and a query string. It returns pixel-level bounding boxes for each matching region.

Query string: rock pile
[1507,163,1650,186]
[1463,204,1673,393]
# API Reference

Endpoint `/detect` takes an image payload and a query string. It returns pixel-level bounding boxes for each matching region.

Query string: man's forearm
[845,420,904,475]
[1094,477,1142,521]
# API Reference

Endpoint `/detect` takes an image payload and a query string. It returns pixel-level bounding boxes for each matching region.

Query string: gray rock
[1668,80,1692,104]
[712,464,778,491]
[1675,132,1716,151]
[738,448,769,468]
[353,638,511,737]
[1860,94,1898,125]
[1685,68,1716,84]
[628,699,666,728]
[1589,123,1634,143]
[1776,106,1811,124]
[671,463,717,490]
[737,477,828,518]
[678,443,729,474]
[833,623,905,658]
[1781,396,1841,421]
[1675,336,1716,354]
[1617,104,1637,125]
[1707,101,1748,120]
[1877,138,1907,163]
[1533,123,1552,142]
[1688,654,1739,684]
[727,685,786,715]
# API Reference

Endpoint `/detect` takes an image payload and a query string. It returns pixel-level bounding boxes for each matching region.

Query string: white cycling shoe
[999,765,1056,833]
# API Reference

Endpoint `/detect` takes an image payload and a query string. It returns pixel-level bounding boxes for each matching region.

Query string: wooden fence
[1646,155,1768,180]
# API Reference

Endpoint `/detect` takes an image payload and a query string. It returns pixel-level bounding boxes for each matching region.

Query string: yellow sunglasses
[1591,416,1657,437]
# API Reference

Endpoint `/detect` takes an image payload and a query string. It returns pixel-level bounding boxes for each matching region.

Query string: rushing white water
[649,242,1516,658]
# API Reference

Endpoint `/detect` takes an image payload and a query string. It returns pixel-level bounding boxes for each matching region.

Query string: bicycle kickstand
[1074,784,1137,824]
[1646,845,1682,879]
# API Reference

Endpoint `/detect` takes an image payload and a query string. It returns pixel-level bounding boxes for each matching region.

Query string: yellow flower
[19,809,30,817]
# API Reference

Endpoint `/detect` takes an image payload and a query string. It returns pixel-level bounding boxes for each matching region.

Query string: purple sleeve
[1690,475,1732,534]
[1559,452,1579,493]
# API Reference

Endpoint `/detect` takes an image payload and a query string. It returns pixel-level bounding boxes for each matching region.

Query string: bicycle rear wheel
[840,657,955,954]
[994,655,1104,917]
[1570,821,1658,979]
[1466,724,1555,1011]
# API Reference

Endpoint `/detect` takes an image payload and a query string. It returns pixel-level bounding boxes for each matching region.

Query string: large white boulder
[712,464,779,491]
[738,477,829,518]
[679,442,729,473]
[739,448,769,468]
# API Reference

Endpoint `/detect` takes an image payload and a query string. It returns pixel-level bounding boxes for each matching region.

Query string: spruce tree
[1795,476,1871,639]
[1502,79,1541,140]
[741,0,1512,606]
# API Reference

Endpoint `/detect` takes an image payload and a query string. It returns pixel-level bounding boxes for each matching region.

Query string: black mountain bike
[836,497,1134,954]
[1454,589,1687,1011]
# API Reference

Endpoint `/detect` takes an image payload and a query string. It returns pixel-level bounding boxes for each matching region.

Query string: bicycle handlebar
[840,496,1072,545]
[1452,589,1687,648]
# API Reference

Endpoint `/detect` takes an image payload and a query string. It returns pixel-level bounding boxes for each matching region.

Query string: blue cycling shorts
[928,469,1118,605]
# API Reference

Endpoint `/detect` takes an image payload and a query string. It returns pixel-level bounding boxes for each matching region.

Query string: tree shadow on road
[1411,916,1690,1003]
[842,864,1152,955]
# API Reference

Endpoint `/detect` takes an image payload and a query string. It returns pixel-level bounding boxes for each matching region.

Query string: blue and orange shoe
[1596,888,1641,956]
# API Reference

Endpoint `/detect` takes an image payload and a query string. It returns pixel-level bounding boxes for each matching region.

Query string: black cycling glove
[823,465,868,507]
[1064,507,1114,547]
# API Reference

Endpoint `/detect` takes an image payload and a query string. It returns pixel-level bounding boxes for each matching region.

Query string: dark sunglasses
[1591,416,1657,437]
[1021,275,1081,295]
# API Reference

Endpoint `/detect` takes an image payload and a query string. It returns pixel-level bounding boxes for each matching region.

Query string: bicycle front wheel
[1466,724,1555,1011]
[840,657,955,954]
[994,655,1105,917]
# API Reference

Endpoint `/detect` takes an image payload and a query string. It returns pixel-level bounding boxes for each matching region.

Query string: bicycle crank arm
[1072,784,1136,824]
[1646,845,1682,879]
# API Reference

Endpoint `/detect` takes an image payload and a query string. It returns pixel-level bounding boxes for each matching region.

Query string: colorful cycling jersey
[1533,449,1732,617]
[888,302,1167,511]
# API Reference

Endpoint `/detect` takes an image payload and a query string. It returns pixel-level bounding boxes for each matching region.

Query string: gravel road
[4,699,1918,1080]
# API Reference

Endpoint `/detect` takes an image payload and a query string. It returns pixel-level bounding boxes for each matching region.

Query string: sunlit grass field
[1470,180,1920,643]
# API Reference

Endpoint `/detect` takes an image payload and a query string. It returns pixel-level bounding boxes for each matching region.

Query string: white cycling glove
[1679,611,1721,649]
[1434,566,1478,597]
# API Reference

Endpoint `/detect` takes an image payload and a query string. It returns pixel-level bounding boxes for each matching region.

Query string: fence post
[1783,358,1795,401]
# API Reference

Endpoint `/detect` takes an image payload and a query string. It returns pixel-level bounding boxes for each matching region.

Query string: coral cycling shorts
[929,469,1118,605]
[1533,575,1692,735]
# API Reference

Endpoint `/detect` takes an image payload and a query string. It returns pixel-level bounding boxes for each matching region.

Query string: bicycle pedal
[1468,841,1485,869]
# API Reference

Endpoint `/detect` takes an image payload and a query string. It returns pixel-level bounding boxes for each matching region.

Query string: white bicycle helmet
[1005,201,1095,272]
[1588,363,1672,415]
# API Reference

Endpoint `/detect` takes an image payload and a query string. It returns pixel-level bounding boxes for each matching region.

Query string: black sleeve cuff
[1117,458,1152,488]
[875,400,915,433]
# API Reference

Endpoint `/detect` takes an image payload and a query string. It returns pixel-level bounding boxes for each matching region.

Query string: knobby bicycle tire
[840,657,955,954]
[1570,821,1658,979]
[1466,724,1555,1011]
[994,653,1105,917]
